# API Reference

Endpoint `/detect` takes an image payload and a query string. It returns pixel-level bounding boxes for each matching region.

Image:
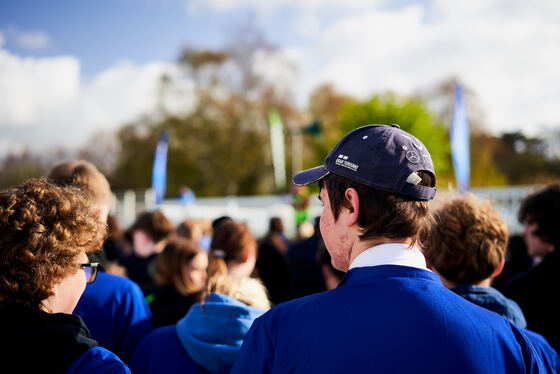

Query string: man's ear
[491,258,505,278]
[343,188,360,227]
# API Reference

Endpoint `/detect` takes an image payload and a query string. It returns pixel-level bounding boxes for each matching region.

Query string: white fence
[111,185,540,239]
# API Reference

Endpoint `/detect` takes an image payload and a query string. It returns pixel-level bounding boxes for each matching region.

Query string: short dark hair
[129,210,174,243]
[320,171,434,247]
[518,184,560,249]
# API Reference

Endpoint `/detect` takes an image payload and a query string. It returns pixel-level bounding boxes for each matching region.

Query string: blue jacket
[452,284,560,372]
[130,293,266,374]
[74,271,153,362]
[65,347,130,374]
[452,284,527,328]
[232,265,548,373]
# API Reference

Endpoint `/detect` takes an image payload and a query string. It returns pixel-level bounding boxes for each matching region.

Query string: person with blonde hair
[148,239,208,327]
[49,160,153,363]
[0,178,129,373]
[130,274,270,374]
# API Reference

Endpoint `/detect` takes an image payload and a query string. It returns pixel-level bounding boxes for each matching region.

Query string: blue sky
[0,0,242,75]
[1,0,560,154]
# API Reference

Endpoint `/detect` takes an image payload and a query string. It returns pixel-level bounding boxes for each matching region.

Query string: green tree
[336,93,452,186]
[110,29,299,197]
[0,150,46,190]
[493,132,560,185]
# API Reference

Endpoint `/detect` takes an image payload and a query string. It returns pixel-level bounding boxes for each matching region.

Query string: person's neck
[439,277,492,289]
[348,237,414,270]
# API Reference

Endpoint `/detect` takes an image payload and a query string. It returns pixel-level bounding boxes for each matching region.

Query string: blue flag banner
[152,131,169,204]
[450,81,470,192]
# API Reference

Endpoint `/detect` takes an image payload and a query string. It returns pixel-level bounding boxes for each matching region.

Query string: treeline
[2,40,560,195]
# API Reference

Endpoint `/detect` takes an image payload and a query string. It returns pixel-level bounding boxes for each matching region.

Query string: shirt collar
[349,242,428,270]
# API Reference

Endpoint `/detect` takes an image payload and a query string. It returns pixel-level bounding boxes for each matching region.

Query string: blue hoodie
[130,293,266,374]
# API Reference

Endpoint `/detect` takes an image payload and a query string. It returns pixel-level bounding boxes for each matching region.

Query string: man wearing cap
[231,125,548,373]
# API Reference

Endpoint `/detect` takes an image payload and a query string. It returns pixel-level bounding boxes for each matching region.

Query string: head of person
[154,238,208,294]
[176,218,204,243]
[293,124,436,272]
[518,184,560,257]
[129,210,175,258]
[268,217,284,234]
[423,195,508,288]
[204,274,271,310]
[47,160,112,222]
[208,220,257,277]
[212,216,233,231]
[0,178,105,313]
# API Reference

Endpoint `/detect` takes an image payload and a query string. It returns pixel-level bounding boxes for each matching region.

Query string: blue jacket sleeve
[65,347,131,374]
[522,329,560,373]
[119,281,153,361]
[230,316,275,374]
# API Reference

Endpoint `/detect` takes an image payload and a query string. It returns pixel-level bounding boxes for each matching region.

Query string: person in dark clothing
[499,184,560,353]
[0,179,129,373]
[255,217,296,305]
[149,239,208,327]
[122,210,175,295]
[287,217,327,296]
[492,234,534,289]
[317,243,345,290]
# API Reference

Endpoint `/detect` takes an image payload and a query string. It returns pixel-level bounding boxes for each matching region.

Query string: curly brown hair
[0,178,106,309]
[423,194,508,285]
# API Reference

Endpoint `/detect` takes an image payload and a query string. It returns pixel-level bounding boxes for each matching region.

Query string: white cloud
[188,0,386,13]
[1,27,51,50]
[15,30,51,50]
[252,49,297,97]
[0,49,79,123]
[280,0,560,135]
[0,46,194,154]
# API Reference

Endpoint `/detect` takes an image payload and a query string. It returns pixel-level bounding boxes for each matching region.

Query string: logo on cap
[406,151,420,164]
[336,154,359,171]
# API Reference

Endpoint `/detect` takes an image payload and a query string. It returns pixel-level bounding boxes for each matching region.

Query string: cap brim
[293,165,330,186]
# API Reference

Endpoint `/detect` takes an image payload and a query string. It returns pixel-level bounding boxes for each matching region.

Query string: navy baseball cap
[293,124,436,201]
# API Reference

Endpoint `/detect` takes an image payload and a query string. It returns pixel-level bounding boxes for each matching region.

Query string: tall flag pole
[152,131,169,204]
[268,109,286,190]
[450,81,470,192]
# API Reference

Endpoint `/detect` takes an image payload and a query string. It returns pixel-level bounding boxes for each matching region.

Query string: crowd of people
[1,124,559,373]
